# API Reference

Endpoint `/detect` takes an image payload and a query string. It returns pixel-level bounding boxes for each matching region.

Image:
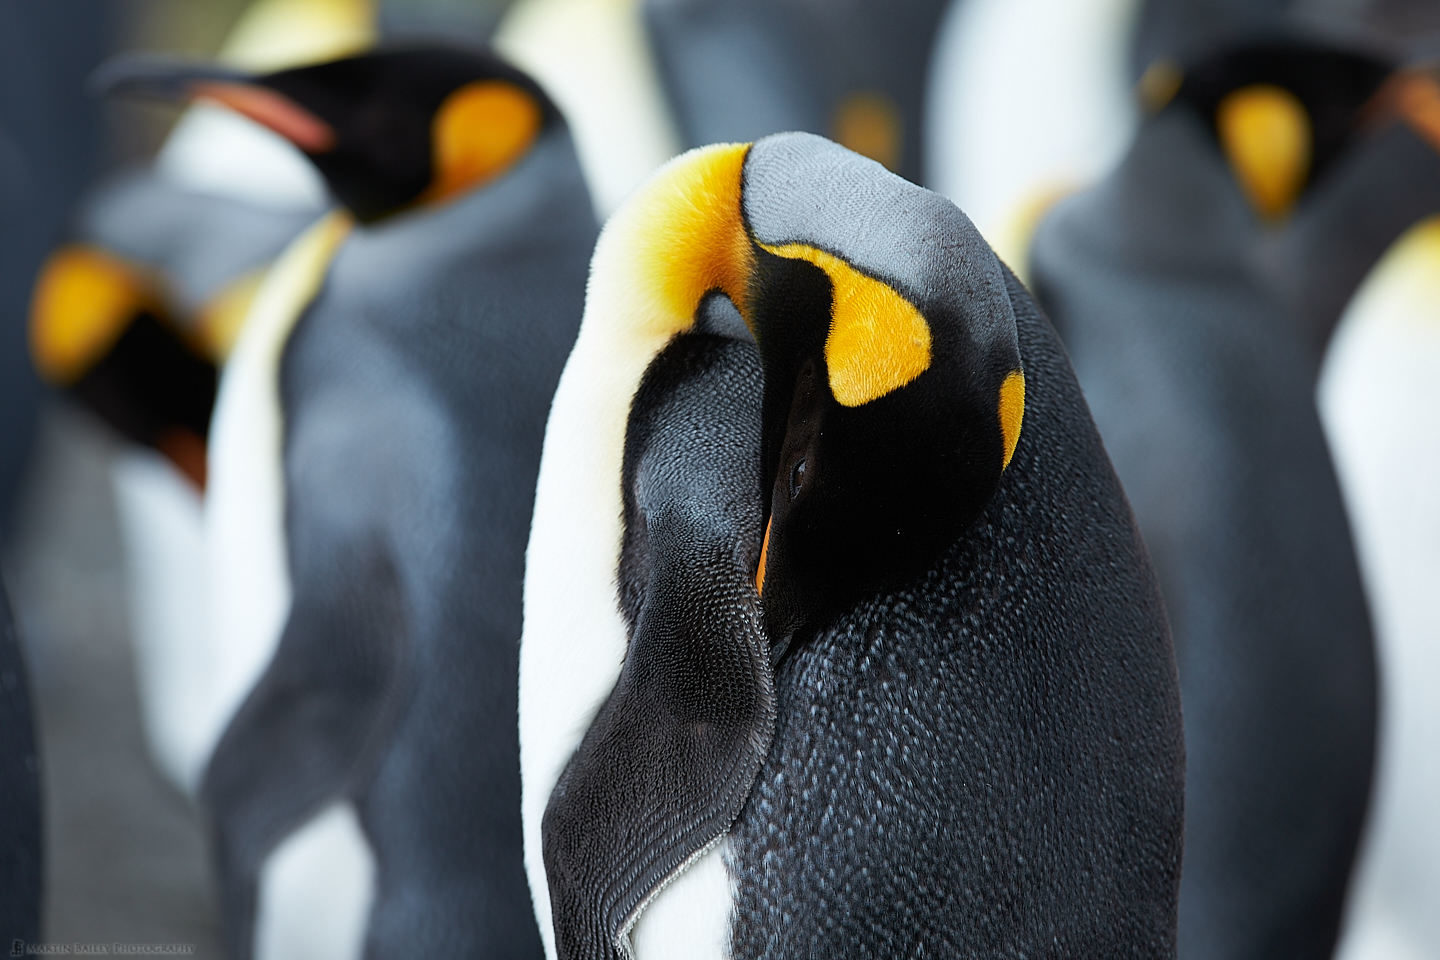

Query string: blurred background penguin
[97,35,594,960]
[4,0,1440,957]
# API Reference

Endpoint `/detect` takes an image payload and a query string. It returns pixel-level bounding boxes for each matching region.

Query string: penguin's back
[726,268,1184,957]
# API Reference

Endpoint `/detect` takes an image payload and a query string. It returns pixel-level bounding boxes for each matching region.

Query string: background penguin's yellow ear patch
[833,92,902,172]
[999,370,1025,469]
[30,246,153,384]
[425,81,543,203]
[1217,84,1312,222]
[758,242,932,407]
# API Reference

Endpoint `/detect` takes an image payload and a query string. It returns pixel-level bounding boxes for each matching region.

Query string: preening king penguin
[643,0,951,184]
[0,580,41,949]
[1028,37,1399,960]
[1285,68,1440,960]
[520,132,1184,959]
[104,45,598,960]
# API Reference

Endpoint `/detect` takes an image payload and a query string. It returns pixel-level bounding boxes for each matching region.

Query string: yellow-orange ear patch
[30,246,154,384]
[425,81,543,204]
[757,242,932,407]
[998,369,1025,469]
[1217,84,1311,222]
[834,92,902,172]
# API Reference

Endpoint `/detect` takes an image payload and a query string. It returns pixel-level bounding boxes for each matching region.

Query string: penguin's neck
[1103,110,1260,270]
[1263,124,1440,362]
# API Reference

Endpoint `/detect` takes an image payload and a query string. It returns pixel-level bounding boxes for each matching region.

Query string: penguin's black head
[599,134,1024,656]
[28,245,216,487]
[1139,39,1397,221]
[97,46,560,223]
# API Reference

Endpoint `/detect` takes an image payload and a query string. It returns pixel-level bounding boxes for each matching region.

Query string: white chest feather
[1327,219,1440,960]
[519,149,745,960]
[110,451,209,795]
[495,0,680,218]
[926,0,1140,270]
[201,211,352,776]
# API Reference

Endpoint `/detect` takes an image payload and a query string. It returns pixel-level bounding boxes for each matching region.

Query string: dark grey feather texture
[1030,107,1375,960]
[727,266,1185,958]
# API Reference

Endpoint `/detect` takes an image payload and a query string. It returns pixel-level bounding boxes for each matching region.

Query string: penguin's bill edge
[97,57,337,153]
[191,81,337,153]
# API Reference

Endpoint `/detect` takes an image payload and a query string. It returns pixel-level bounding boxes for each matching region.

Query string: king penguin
[104,44,597,960]
[1276,67,1440,960]
[1028,37,1400,960]
[0,580,41,951]
[520,132,1184,959]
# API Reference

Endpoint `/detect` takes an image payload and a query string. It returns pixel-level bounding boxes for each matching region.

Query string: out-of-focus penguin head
[1139,39,1401,222]
[98,46,561,223]
[28,247,215,487]
[593,134,1025,654]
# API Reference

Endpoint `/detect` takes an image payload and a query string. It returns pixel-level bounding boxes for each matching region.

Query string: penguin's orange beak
[93,55,336,154]
[191,82,336,153]
[755,517,772,596]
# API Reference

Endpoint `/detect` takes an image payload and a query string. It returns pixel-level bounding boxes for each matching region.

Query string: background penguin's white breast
[109,450,209,795]
[926,0,1140,267]
[203,212,375,960]
[1326,217,1440,960]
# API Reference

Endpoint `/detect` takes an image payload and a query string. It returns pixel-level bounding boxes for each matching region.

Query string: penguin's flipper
[201,529,408,960]
[540,335,774,960]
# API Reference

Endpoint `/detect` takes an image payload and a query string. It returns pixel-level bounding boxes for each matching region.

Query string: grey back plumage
[0,581,41,949]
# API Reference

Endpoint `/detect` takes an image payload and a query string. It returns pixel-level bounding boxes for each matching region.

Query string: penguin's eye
[789,457,808,500]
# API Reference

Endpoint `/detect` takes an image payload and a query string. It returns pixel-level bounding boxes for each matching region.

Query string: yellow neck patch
[758,241,932,407]
[623,141,934,406]
[424,81,544,205]
[998,369,1025,469]
[833,92,902,173]
[1217,84,1312,222]
[627,142,755,337]
[30,246,155,385]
